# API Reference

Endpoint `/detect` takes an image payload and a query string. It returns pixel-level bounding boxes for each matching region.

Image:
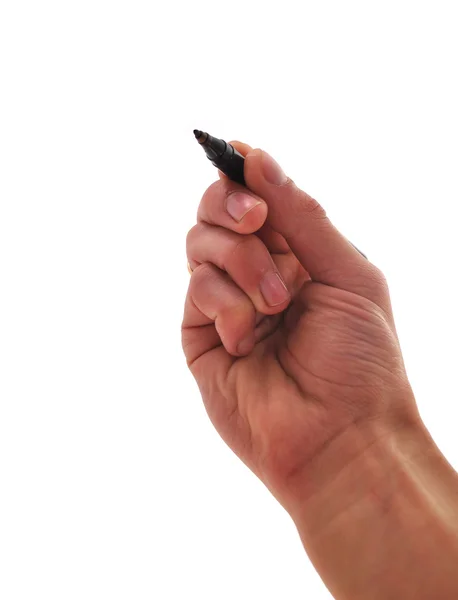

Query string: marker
[193,130,246,186]
[193,129,367,259]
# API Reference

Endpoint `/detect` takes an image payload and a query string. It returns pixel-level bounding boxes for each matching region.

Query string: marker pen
[193,129,367,259]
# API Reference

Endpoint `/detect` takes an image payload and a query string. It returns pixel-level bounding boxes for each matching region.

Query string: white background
[1,1,457,598]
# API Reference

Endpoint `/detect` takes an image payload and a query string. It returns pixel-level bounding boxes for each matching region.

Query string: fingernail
[260,272,290,307]
[261,151,288,186]
[226,192,261,222]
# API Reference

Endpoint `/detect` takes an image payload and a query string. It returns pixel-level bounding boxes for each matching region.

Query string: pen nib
[193,129,208,144]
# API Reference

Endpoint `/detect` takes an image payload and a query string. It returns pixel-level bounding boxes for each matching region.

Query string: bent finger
[187,224,291,315]
[182,263,256,363]
[197,178,267,235]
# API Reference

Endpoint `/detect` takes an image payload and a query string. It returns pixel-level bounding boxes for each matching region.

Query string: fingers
[182,263,256,363]
[243,148,388,306]
[215,141,269,233]
[187,223,291,314]
[208,141,291,254]
[198,178,268,235]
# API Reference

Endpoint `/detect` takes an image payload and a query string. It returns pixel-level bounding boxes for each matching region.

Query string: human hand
[182,142,458,600]
[182,141,418,512]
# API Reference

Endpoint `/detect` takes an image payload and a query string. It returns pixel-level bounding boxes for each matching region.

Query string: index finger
[217,140,291,253]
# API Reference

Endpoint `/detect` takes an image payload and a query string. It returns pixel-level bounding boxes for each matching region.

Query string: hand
[182,142,458,600]
[182,141,418,513]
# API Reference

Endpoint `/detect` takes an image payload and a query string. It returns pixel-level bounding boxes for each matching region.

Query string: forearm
[290,418,458,600]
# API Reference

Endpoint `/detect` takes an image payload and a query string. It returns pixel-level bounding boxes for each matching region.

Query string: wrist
[290,415,458,599]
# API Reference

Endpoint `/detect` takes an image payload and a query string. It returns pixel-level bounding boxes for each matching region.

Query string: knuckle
[368,265,388,291]
[185,223,201,251]
[284,188,329,240]
[296,188,327,220]
[198,180,225,219]
[203,178,224,198]
[193,261,214,280]
[201,178,228,206]
[225,234,258,266]
[189,262,215,290]
[355,263,389,302]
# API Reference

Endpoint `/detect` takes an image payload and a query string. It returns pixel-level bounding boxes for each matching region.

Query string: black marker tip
[193,129,202,139]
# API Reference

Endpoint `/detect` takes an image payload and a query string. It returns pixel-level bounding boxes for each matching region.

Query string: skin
[182,142,458,599]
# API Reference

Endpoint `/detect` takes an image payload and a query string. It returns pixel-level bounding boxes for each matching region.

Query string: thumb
[244,148,387,305]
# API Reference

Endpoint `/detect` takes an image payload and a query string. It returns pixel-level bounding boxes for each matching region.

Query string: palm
[187,247,406,503]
